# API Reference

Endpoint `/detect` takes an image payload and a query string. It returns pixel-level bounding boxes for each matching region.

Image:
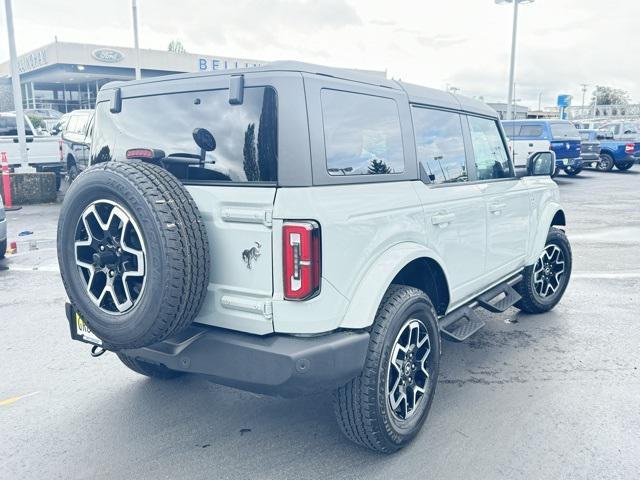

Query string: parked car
[589,130,639,171]
[577,129,602,168]
[24,108,63,134]
[0,193,6,259]
[597,121,640,164]
[502,119,583,175]
[59,109,94,182]
[56,62,571,453]
[0,112,64,187]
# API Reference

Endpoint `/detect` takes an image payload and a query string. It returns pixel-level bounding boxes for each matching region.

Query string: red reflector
[283,221,321,300]
[625,143,635,154]
[126,148,154,159]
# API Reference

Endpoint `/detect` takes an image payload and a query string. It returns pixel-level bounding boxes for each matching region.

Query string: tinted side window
[467,116,512,181]
[66,115,80,134]
[321,89,404,176]
[412,107,467,183]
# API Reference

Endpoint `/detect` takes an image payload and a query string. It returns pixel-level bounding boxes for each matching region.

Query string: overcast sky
[1,0,638,108]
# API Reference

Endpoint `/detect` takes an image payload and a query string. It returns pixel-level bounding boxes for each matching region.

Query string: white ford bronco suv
[57,62,571,453]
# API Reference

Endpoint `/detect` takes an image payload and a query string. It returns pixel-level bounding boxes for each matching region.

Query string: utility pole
[580,83,588,117]
[3,0,31,171]
[132,0,141,80]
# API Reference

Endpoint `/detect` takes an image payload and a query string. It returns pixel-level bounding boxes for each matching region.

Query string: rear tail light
[283,221,321,300]
[625,143,635,154]
[126,148,155,159]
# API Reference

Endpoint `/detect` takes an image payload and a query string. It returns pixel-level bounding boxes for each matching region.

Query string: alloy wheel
[74,200,146,314]
[533,243,565,299]
[386,318,432,421]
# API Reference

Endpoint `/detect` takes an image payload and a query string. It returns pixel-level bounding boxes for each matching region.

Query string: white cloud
[1,0,638,107]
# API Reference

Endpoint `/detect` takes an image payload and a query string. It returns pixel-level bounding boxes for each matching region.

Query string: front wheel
[597,153,615,171]
[615,161,634,171]
[565,167,582,176]
[333,285,440,453]
[516,227,572,314]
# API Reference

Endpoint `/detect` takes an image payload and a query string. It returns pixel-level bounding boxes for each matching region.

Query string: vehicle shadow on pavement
[54,307,565,476]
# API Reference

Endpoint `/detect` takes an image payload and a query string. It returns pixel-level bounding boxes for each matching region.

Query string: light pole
[496,0,534,120]
[132,0,141,80]
[3,0,31,171]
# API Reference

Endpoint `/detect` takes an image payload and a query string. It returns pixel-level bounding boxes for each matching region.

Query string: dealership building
[0,41,266,113]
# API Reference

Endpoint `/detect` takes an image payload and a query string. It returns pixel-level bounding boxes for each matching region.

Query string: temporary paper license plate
[73,312,102,346]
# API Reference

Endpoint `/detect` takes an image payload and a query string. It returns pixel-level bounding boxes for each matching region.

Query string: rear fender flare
[340,242,449,329]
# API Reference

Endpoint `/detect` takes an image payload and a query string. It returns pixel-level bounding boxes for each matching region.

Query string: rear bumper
[65,303,369,398]
[558,157,583,169]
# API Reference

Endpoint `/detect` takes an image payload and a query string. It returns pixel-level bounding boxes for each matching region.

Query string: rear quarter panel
[272,181,426,333]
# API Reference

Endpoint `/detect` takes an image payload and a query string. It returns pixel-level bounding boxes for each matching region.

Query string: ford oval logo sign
[92,48,125,63]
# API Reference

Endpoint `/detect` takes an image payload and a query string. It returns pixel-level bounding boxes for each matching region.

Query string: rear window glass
[502,124,544,138]
[94,87,277,183]
[321,89,404,176]
[551,123,580,140]
[0,116,33,136]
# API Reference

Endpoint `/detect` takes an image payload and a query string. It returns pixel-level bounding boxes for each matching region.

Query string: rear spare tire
[57,161,210,349]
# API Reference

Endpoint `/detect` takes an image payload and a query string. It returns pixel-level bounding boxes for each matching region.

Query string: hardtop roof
[98,61,498,117]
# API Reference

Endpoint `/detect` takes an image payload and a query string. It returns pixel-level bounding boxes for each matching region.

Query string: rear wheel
[117,353,182,379]
[333,285,440,453]
[0,238,6,259]
[516,227,572,314]
[615,161,634,171]
[565,167,582,176]
[597,153,615,171]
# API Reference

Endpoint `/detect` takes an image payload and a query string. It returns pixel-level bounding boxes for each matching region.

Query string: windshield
[551,123,580,140]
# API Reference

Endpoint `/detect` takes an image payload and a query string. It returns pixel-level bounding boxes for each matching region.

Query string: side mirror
[192,128,216,167]
[526,151,556,176]
[192,128,216,152]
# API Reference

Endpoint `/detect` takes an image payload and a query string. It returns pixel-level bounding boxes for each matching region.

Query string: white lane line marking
[3,265,60,273]
[572,272,640,279]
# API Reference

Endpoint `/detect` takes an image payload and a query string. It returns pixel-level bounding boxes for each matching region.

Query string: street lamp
[496,0,535,120]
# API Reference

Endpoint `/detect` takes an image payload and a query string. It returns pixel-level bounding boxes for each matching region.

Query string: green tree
[27,115,44,130]
[367,157,392,175]
[591,86,631,106]
[168,40,186,53]
[243,123,259,181]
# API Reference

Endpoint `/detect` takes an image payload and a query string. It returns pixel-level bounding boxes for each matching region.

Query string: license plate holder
[66,304,102,346]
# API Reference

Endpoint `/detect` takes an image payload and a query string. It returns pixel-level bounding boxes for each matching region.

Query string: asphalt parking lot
[1,169,639,480]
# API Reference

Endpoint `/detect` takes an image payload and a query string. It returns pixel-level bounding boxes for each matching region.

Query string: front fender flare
[340,242,449,330]
[526,203,565,265]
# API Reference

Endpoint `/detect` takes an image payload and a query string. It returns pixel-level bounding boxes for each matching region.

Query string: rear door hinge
[263,301,273,320]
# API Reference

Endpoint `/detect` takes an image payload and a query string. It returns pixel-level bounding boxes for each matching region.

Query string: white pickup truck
[0,112,64,187]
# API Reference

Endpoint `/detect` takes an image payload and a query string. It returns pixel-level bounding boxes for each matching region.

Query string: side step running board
[476,278,522,313]
[439,306,485,342]
[439,275,523,342]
